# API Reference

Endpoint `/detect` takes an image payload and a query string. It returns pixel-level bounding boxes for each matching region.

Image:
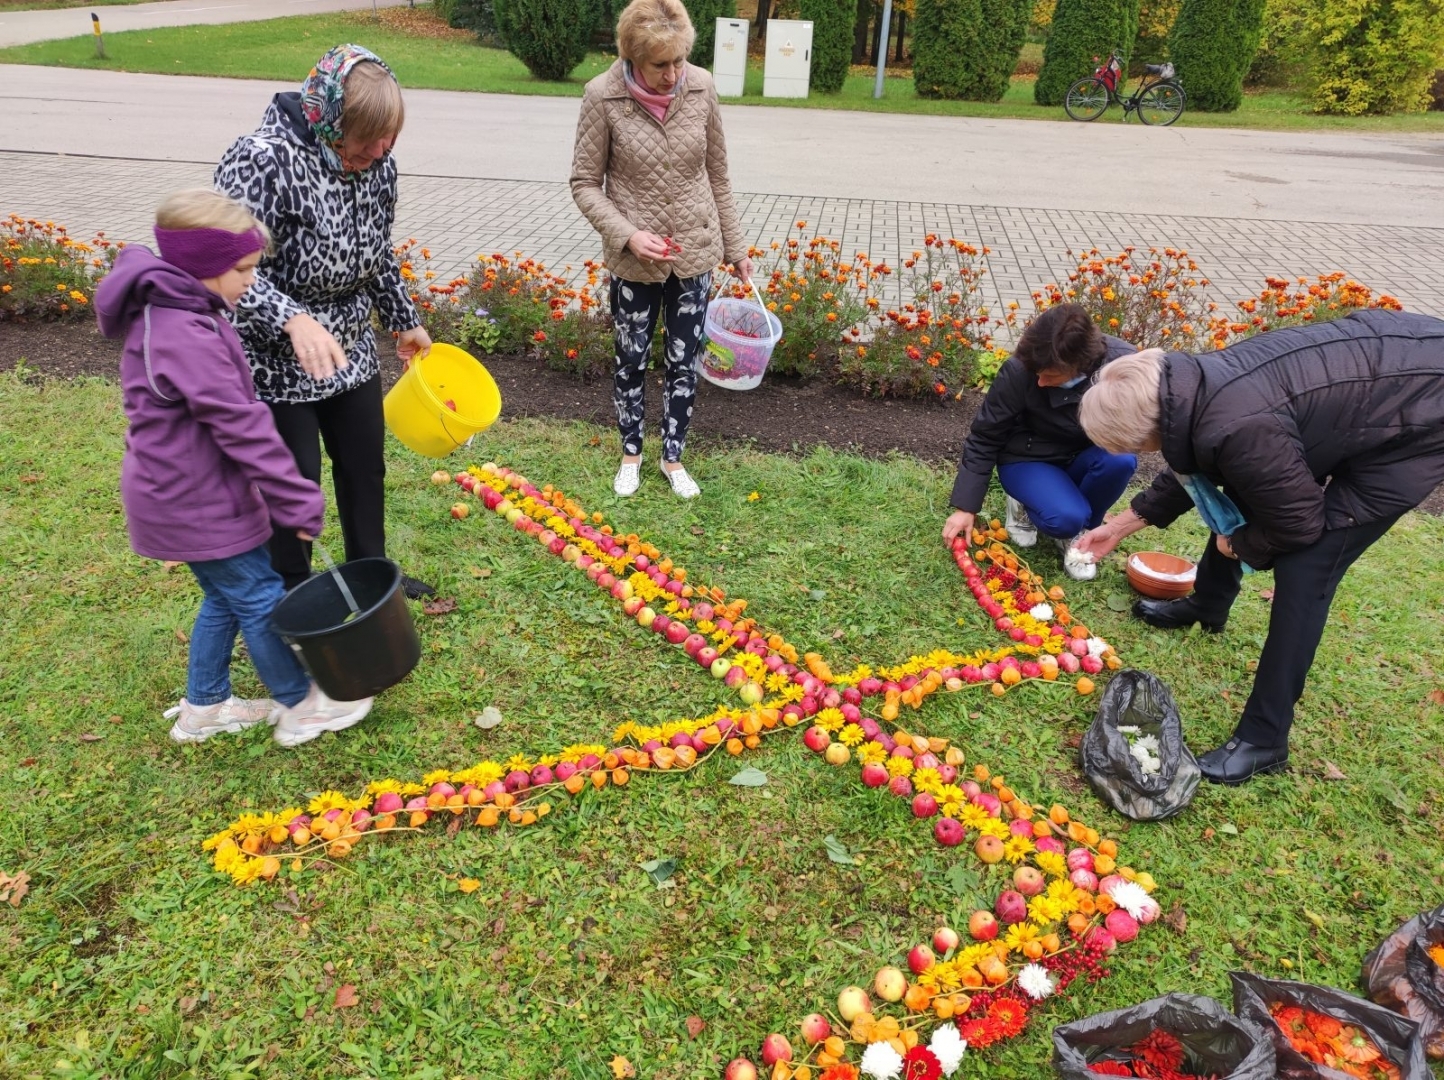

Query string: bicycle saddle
[1145,62,1176,77]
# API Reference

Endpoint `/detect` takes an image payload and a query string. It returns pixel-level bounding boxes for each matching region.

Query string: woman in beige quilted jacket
[571,0,752,499]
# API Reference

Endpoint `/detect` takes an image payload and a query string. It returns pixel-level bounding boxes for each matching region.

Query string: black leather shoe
[1197,738,1288,785]
[401,574,437,600]
[1132,596,1227,633]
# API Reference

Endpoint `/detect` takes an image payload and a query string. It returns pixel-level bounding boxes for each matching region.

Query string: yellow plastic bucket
[383,343,502,458]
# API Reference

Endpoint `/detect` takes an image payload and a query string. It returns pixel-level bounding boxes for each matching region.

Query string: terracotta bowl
[1126,551,1197,600]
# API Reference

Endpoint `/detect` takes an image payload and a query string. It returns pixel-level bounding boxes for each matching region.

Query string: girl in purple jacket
[97,189,373,747]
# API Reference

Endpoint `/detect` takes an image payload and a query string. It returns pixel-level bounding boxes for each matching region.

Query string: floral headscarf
[300,44,395,173]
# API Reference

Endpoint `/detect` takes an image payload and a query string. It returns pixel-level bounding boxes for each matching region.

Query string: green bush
[1245,0,1307,86]
[913,0,1033,101]
[1303,0,1444,114]
[1133,0,1179,63]
[1034,0,1138,105]
[436,0,498,42]
[493,0,603,80]
[1167,0,1265,111]
[682,0,737,66]
[800,0,854,92]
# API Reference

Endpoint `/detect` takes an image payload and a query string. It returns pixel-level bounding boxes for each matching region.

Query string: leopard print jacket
[214,94,419,404]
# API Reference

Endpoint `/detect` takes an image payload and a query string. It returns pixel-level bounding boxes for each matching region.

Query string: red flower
[986,995,1030,1038]
[957,1016,1003,1049]
[1088,1064,1135,1076]
[819,1067,859,1080]
[1132,1030,1184,1072]
[533,331,547,343]
[901,1046,942,1080]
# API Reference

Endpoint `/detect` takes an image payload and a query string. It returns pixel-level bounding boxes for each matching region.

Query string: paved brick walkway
[6,150,1441,318]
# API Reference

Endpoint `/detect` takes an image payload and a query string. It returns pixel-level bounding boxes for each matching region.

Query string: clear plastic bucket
[699,279,782,391]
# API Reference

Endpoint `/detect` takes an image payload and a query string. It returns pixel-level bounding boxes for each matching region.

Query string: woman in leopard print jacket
[215,44,435,598]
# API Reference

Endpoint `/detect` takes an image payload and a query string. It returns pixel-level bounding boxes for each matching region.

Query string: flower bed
[0,215,119,322]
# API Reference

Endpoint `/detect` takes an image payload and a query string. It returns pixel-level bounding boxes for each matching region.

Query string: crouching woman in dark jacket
[942,304,1139,580]
[1075,310,1444,784]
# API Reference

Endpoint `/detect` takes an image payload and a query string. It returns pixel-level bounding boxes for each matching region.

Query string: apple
[1081,654,1105,674]
[636,606,657,629]
[431,469,451,485]
[651,614,672,635]
[874,966,907,1002]
[908,944,936,975]
[861,762,889,788]
[1067,848,1095,873]
[800,1013,831,1046]
[1013,865,1046,897]
[555,761,577,782]
[837,986,872,1023]
[934,817,964,846]
[697,646,720,669]
[738,681,763,705]
[1070,868,1099,892]
[842,687,862,705]
[683,633,707,657]
[824,742,850,766]
[530,763,555,786]
[968,910,999,941]
[724,665,749,688]
[912,793,938,818]
[1058,652,1081,674]
[665,621,690,645]
[975,835,1005,864]
[888,775,913,798]
[373,792,403,814]
[710,657,732,679]
[1084,926,1117,953]
[803,726,831,753]
[692,601,715,622]
[933,926,961,955]
[622,596,645,616]
[450,503,470,520]
[1105,909,1140,944]
[995,889,1028,925]
[723,1059,758,1080]
[760,1034,792,1067]
[597,572,616,590]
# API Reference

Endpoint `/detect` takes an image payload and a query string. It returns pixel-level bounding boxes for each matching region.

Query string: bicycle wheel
[1064,77,1110,121]
[1138,81,1185,126]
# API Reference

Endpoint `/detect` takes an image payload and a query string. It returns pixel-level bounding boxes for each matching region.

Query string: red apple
[934,817,964,846]
[800,1013,831,1046]
[665,621,689,645]
[933,926,961,955]
[908,944,936,975]
[968,910,999,941]
[912,793,938,818]
[803,726,831,753]
[724,1059,758,1080]
[995,889,1028,925]
[683,633,707,657]
[1013,865,1045,897]
[861,762,889,788]
[975,835,1005,864]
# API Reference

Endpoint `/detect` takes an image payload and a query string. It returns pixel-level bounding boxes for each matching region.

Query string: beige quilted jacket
[570,60,746,284]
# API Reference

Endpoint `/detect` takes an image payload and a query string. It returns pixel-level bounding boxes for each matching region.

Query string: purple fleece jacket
[97,246,325,562]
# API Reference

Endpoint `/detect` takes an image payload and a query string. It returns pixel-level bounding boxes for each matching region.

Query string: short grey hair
[1078,348,1165,454]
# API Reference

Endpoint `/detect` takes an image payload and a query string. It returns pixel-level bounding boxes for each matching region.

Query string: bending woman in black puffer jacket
[215,44,435,599]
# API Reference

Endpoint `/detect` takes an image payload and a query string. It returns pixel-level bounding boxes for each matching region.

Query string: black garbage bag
[1080,669,1200,821]
[1363,906,1444,1059]
[1052,991,1275,1079]
[1231,970,1430,1079]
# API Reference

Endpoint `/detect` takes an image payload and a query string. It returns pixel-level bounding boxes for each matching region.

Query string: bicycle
[1064,50,1186,126]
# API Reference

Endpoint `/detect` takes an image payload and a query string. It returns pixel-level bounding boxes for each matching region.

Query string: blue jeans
[187,544,311,708]
[996,446,1138,540]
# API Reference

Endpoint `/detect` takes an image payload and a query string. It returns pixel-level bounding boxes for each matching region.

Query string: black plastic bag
[1080,669,1200,821]
[1362,905,1444,1059]
[1231,970,1430,1079]
[1052,991,1275,1079]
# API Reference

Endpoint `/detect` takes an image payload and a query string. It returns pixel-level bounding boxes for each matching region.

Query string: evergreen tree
[913,0,1033,101]
[682,0,738,67]
[1168,0,1265,111]
[801,0,857,92]
[494,0,604,80]
[1034,0,1135,106]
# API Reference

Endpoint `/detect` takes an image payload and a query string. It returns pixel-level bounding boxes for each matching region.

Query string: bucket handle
[716,269,781,347]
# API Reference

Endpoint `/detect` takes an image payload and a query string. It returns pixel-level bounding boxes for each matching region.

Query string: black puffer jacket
[1131,310,1444,570]
[950,335,1135,512]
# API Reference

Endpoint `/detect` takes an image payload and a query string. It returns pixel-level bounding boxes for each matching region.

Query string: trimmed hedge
[682,0,738,67]
[913,0,1034,101]
[494,0,604,80]
[1303,0,1444,114]
[800,0,855,92]
[1168,0,1265,111]
[1034,0,1139,105]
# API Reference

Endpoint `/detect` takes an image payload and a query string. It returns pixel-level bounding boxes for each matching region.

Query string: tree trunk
[894,11,906,63]
[852,0,873,63]
[870,1,883,63]
[756,0,774,41]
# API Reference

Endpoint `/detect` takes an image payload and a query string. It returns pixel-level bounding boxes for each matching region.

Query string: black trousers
[1189,514,1402,749]
[267,375,386,591]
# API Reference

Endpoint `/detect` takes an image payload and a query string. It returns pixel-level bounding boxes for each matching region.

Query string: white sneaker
[1005,497,1037,548]
[613,460,641,496]
[272,685,373,748]
[1056,534,1098,581]
[166,695,276,743]
[661,463,700,499]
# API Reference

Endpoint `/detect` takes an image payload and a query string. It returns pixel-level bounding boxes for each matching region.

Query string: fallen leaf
[1322,760,1347,781]
[19,758,36,767]
[458,878,481,894]
[1164,902,1187,935]
[446,814,464,837]
[422,596,458,616]
[19,473,42,483]
[174,628,189,644]
[685,1015,705,1039]
[1202,827,1216,840]
[78,733,104,743]
[178,995,198,1014]
[108,715,123,724]
[588,435,601,446]
[831,629,845,639]
[610,1055,636,1079]
[1304,909,1326,931]
[468,566,492,578]
[0,871,31,907]
[639,858,677,887]
[1218,823,1239,836]
[475,706,504,730]
[161,560,183,571]
[1428,689,1444,707]
[728,767,768,787]
[1106,591,1132,612]
[334,984,359,1009]
[823,835,856,866]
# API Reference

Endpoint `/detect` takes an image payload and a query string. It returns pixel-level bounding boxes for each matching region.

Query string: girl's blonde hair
[155,189,272,251]
[1078,348,1166,454]
[342,60,406,145]
[616,0,695,64]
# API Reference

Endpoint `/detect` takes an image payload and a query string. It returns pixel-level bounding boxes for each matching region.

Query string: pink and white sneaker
[166,696,276,743]
[272,685,374,748]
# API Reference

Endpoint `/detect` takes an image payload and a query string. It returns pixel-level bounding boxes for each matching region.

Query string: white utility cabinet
[712,18,749,97]
[763,19,813,98]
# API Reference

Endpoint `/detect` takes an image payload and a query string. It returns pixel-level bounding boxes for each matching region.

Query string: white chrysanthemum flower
[1135,734,1160,754]
[1116,724,1140,736]
[1029,603,1054,621]
[1129,743,1161,775]
[1086,636,1109,658]
[1106,878,1154,919]
[860,1039,904,1080]
[928,1022,967,1075]
[1017,962,1056,1001]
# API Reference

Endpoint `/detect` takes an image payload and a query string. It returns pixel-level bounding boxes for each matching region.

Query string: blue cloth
[187,544,311,707]
[1176,472,1254,573]
[997,446,1138,539]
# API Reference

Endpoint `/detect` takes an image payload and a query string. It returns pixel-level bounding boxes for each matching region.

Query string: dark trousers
[1190,515,1401,749]
[267,375,386,591]
[610,272,710,462]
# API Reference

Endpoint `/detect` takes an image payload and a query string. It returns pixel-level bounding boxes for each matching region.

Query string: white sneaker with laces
[661,463,700,499]
[1056,534,1098,581]
[272,685,373,748]
[613,460,641,496]
[166,695,276,743]
[1004,496,1037,548]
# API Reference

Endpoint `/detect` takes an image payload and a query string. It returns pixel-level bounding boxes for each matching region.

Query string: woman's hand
[943,510,975,543]
[627,231,675,263]
[1075,508,1148,559]
[296,531,315,542]
[397,326,432,372]
[734,256,754,286]
[284,313,349,381]
[1216,533,1239,560]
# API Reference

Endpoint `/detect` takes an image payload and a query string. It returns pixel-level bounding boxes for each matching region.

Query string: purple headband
[154,225,266,280]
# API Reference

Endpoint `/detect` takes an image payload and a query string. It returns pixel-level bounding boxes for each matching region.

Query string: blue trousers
[187,544,311,708]
[996,446,1138,539]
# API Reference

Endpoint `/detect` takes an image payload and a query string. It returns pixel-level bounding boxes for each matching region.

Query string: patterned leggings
[610,272,711,462]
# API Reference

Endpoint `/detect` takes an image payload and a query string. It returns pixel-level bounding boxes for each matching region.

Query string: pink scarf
[623,61,684,124]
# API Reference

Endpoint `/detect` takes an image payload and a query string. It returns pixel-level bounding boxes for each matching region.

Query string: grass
[3,9,1444,132]
[0,0,151,10]
[4,369,1444,1078]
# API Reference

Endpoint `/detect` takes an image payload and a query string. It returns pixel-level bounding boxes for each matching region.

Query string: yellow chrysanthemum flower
[1004,923,1039,952]
[307,791,353,815]
[400,782,426,797]
[814,708,845,733]
[505,754,532,773]
[938,786,966,819]
[1035,851,1067,879]
[913,767,942,795]
[422,770,453,787]
[976,817,1010,840]
[838,723,865,747]
[960,804,991,830]
[1003,836,1035,864]
[886,755,914,778]
[857,742,887,765]
[366,778,405,796]
[765,673,791,693]
[1028,895,1064,925]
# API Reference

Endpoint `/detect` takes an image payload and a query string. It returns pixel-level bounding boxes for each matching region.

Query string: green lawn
[3,9,1443,132]
[3,368,1444,1078]
[0,0,151,11]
